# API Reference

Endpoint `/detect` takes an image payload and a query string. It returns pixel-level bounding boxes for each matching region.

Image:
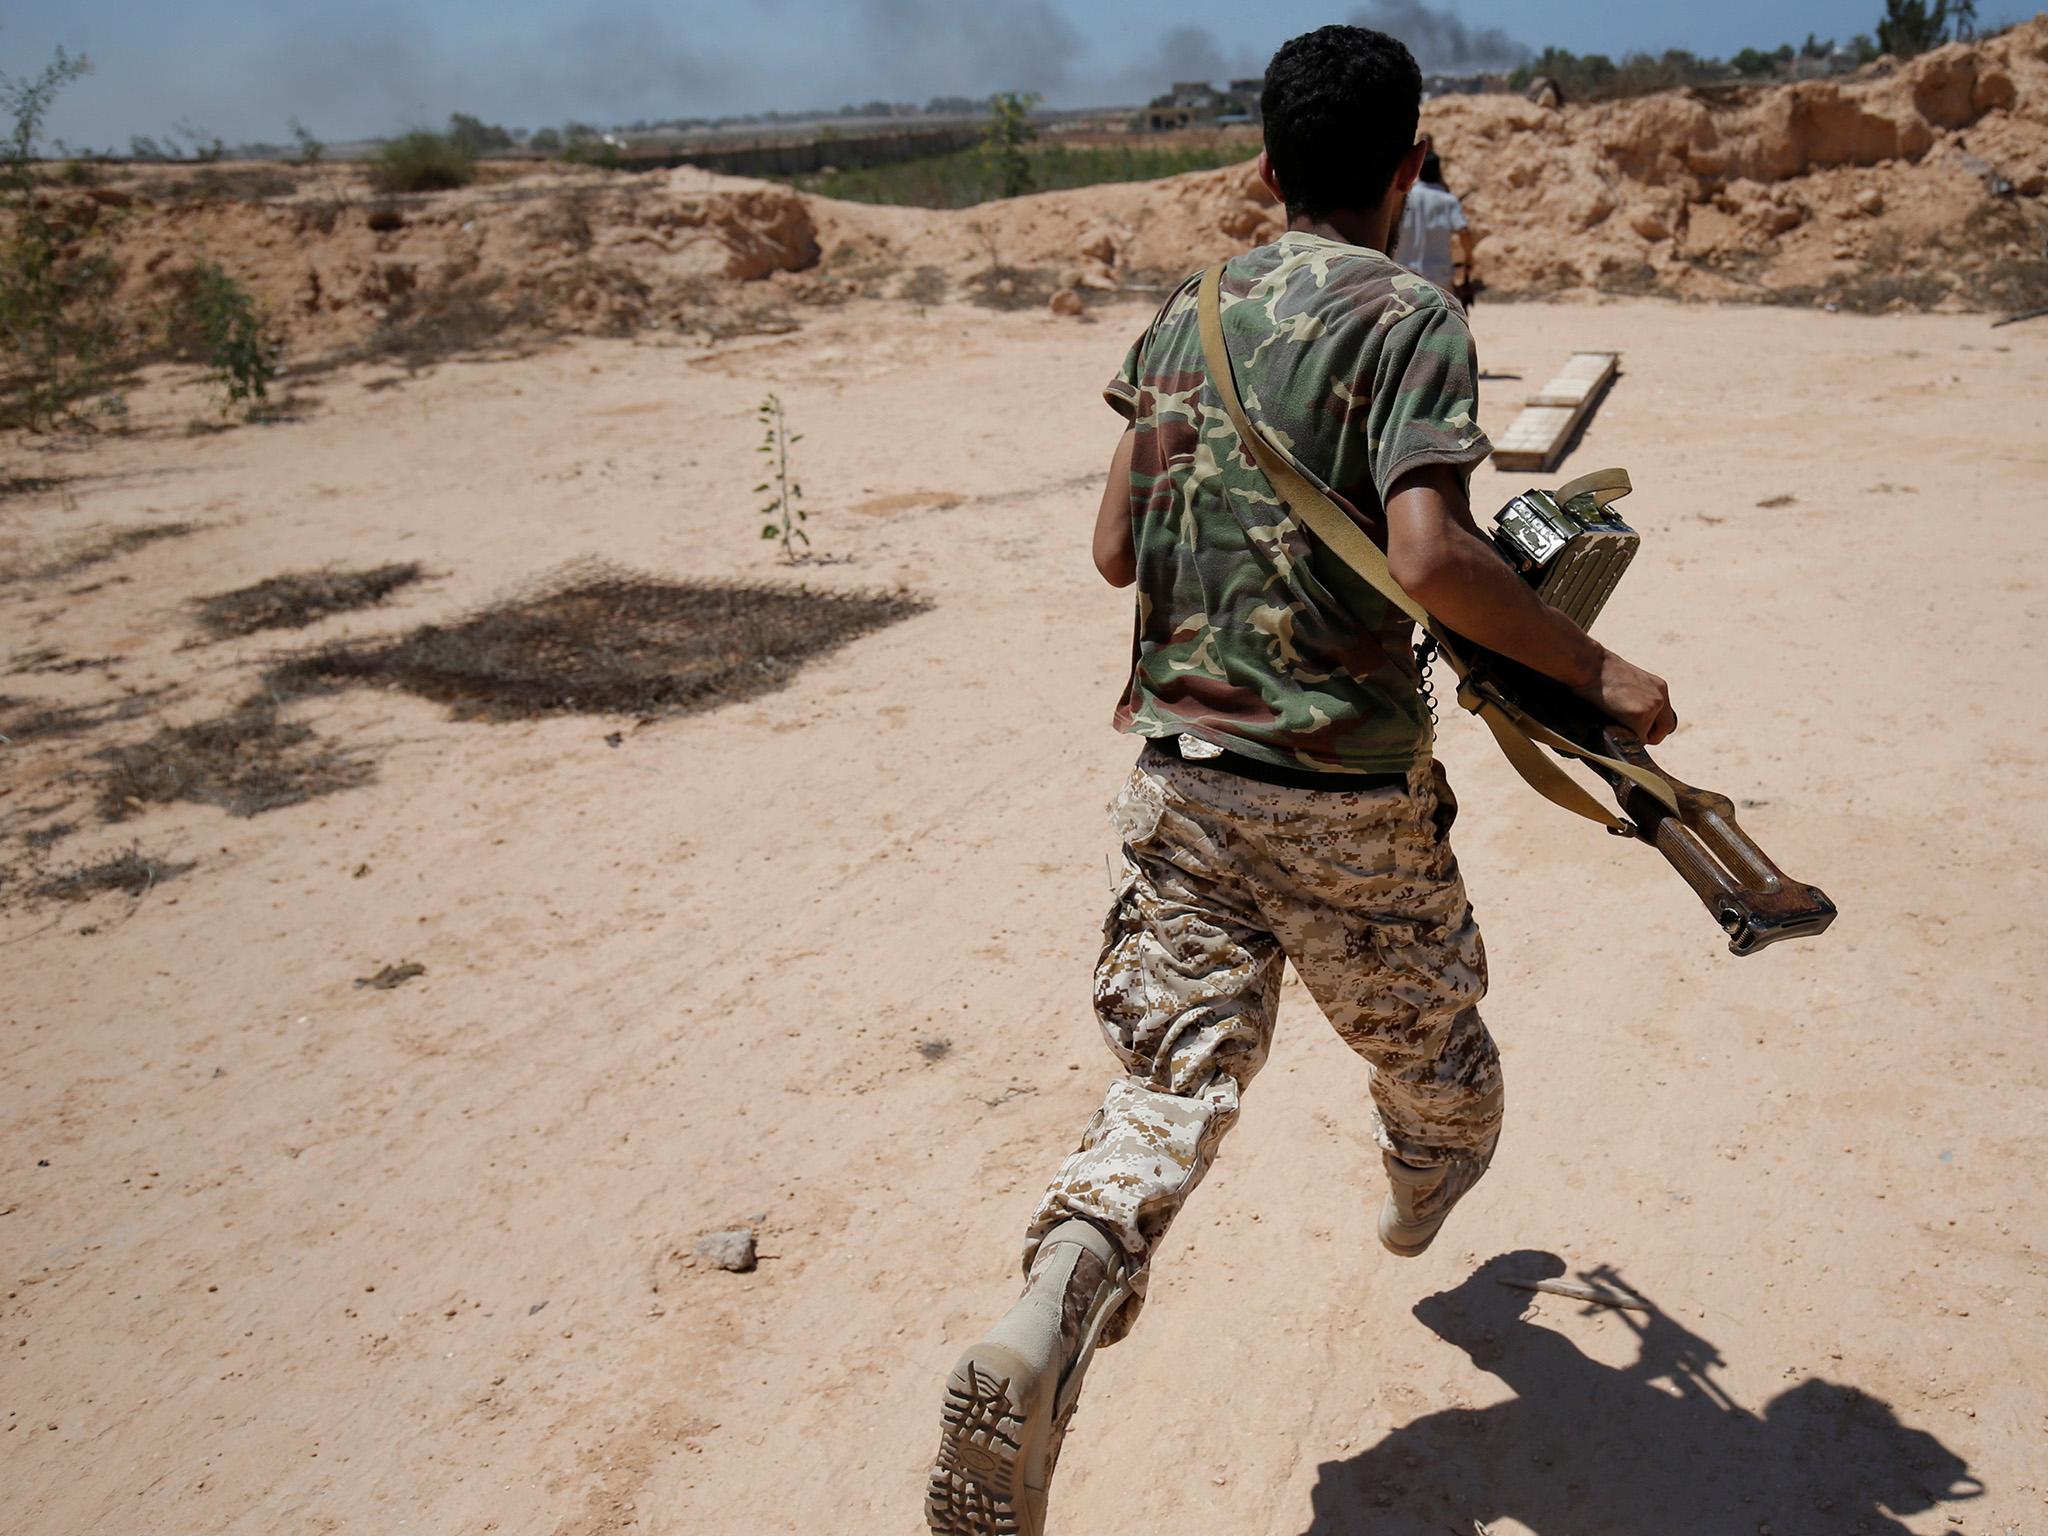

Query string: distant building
[1789,49,1860,79]
[1423,73,1495,98]
[1138,77,1262,131]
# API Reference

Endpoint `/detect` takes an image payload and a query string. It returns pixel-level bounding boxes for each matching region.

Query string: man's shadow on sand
[1303,1251,1981,1536]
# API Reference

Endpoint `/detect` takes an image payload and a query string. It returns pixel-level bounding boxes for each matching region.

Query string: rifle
[1436,476,1837,955]
[1196,264,1837,955]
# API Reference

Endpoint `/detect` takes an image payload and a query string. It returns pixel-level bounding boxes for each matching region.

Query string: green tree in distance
[1,42,125,428]
[1877,0,1950,58]
[983,92,1040,200]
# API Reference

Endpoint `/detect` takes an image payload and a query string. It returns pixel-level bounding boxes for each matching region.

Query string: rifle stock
[1460,647,1837,955]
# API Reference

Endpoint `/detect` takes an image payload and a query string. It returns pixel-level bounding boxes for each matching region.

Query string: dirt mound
[65,165,822,364]
[888,18,2048,308]
[1420,21,2048,303]
[49,18,2048,361]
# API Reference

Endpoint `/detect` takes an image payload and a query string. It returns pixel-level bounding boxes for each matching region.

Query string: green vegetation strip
[777,141,1254,209]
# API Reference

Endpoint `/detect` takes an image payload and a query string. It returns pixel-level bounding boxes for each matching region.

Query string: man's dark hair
[1260,26,1422,219]
[1420,150,1445,188]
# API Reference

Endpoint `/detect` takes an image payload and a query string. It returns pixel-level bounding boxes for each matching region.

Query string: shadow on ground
[1302,1251,1980,1536]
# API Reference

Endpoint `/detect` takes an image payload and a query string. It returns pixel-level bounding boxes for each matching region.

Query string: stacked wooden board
[1490,351,1620,472]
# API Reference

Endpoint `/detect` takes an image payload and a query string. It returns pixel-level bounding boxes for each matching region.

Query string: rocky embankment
[28,16,2048,368]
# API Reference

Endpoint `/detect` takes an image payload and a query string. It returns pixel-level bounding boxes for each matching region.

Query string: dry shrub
[268,562,930,721]
[370,131,476,194]
[27,845,193,903]
[0,520,199,589]
[153,166,301,204]
[192,562,425,639]
[92,701,371,820]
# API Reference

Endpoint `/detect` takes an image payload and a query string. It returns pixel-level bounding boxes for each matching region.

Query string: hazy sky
[8,0,2037,150]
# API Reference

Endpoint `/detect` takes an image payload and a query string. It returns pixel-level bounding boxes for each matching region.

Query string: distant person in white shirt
[1396,149,1477,300]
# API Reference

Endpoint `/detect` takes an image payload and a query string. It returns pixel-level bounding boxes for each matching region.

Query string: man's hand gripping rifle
[1440,469,1837,955]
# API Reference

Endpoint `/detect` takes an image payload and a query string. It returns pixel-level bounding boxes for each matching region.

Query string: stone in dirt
[1074,227,1118,265]
[693,1229,757,1272]
[355,961,426,990]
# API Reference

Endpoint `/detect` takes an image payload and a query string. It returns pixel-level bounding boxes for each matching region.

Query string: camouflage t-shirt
[1106,230,1491,773]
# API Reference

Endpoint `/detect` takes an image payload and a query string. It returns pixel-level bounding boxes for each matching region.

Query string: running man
[925,25,1674,1536]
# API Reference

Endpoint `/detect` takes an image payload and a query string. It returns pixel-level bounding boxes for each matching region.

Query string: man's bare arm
[1384,463,1677,743]
[1092,427,1137,587]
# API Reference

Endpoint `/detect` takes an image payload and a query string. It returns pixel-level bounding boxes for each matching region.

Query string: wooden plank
[1490,351,1620,472]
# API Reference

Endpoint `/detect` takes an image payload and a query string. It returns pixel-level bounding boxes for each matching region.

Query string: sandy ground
[3,294,2045,1536]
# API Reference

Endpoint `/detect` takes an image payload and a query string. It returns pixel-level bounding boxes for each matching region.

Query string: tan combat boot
[925,1219,1132,1536]
[1378,1137,1498,1258]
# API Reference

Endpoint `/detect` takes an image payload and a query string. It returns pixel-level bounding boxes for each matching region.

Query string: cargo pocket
[1093,867,1152,1073]
[1108,767,1167,849]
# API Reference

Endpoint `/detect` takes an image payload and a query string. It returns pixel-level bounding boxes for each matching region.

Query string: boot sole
[926,1344,1042,1536]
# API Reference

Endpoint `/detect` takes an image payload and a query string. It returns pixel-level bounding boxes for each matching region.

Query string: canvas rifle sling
[1194,263,1678,831]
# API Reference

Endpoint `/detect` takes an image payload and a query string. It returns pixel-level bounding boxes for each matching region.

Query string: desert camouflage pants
[1025,744,1501,1341]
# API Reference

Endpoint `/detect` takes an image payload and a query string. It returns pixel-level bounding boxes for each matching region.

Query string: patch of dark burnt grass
[1955,197,2048,313]
[268,562,931,722]
[244,390,322,426]
[897,265,950,307]
[1761,270,1954,315]
[91,700,373,821]
[0,521,202,590]
[191,562,426,640]
[350,273,551,371]
[676,287,799,342]
[1,474,68,499]
[25,846,194,904]
[1591,260,1670,298]
[966,265,1063,312]
[1762,208,2046,315]
[0,688,172,744]
[23,820,79,850]
[7,646,119,675]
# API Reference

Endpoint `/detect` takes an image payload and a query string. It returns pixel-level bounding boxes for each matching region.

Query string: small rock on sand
[693,1229,757,1272]
[1048,287,1085,317]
